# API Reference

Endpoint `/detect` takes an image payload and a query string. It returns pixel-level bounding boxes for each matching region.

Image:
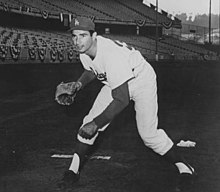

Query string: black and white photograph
[0,0,219,191]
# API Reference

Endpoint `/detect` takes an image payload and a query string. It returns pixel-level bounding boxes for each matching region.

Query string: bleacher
[76,0,148,22]
[0,26,77,63]
[1,0,58,14]
[104,34,211,60]
[41,0,116,21]
[0,26,157,62]
[159,35,218,59]
[116,0,172,24]
[0,0,218,64]
[161,36,210,55]
[0,0,179,24]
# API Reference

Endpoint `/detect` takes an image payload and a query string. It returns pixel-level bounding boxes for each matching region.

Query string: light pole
[155,0,158,61]
[209,0,212,44]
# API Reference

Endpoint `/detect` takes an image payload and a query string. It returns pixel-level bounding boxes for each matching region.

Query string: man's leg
[68,141,90,176]
[132,70,195,190]
[58,141,89,188]
[59,85,113,187]
[163,145,196,191]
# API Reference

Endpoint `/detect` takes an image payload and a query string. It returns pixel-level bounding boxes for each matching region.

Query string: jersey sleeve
[104,51,134,89]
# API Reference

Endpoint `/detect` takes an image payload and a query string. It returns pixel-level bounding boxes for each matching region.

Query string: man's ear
[92,32,97,40]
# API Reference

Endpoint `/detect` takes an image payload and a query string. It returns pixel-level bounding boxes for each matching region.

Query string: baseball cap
[69,17,95,32]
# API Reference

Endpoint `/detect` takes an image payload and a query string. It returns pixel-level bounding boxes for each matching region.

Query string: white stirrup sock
[69,153,80,174]
[175,162,194,174]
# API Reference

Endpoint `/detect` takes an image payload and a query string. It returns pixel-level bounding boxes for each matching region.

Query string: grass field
[0,61,220,192]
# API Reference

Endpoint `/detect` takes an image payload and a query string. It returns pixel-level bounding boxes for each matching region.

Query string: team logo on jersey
[96,72,107,82]
[90,67,107,82]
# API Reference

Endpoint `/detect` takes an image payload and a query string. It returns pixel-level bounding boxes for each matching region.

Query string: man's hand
[55,81,82,105]
[78,121,98,139]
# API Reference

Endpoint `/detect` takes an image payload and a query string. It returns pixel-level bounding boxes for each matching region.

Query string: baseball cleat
[176,163,197,192]
[57,170,80,189]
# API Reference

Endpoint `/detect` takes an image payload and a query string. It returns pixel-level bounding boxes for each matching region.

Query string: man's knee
[141,129,173,155]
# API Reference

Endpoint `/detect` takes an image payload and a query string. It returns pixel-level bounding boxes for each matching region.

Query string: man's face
[71,30,95,54]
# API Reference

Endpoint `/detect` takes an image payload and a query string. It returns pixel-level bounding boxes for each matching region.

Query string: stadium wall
[0,60,219,99]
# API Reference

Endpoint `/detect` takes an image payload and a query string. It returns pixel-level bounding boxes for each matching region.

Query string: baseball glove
[55,81,81,105]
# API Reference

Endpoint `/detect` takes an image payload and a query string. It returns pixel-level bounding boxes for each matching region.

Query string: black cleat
[57,170,80,189]
[176,164,197,192]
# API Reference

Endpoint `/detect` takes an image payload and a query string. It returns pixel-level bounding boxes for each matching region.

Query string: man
[57,16,196,191]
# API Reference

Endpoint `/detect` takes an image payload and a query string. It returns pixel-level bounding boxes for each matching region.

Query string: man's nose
[76,38,82,46]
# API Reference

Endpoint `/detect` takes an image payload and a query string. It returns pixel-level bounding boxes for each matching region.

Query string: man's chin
[77,49,85,54]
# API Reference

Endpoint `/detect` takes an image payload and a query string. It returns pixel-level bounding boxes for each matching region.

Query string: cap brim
[68,26,94,32]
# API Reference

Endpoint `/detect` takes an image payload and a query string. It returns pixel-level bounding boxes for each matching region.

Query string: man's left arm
[94,81,130,127]
[78,81,130,139]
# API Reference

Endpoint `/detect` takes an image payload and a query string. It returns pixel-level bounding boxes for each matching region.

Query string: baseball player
[56,17,196,191]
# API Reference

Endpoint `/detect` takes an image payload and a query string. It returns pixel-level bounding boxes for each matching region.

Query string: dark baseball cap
[69,17,95,32]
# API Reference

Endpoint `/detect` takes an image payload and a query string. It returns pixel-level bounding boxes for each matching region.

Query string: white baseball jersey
[79,36,143,89]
